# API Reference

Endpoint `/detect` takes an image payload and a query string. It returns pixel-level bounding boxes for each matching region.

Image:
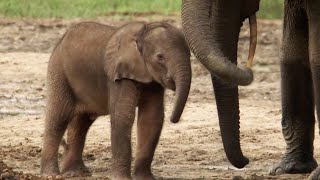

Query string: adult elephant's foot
[61,160,91,177]
[308,166,320,180]
[269,154,317,175]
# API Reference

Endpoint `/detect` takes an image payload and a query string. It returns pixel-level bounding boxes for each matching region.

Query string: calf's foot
[133,172,156,180]
[111,174,131,180]
[40,159,60,177]
[61,159,91,177]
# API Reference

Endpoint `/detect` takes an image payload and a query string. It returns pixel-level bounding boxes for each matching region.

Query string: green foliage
[258,0,284,19]
[0,0,283,19]
[0,0,180,18]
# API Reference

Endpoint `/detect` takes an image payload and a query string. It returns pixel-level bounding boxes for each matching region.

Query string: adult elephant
[181,0,320,178]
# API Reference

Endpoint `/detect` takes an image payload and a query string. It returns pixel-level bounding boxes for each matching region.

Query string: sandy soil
[1,16,319,179]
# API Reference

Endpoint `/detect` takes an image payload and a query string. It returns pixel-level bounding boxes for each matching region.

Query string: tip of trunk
[170,116,179,123]
[227,154,249,168]
[169,69,191,124]
[169,83,190,124]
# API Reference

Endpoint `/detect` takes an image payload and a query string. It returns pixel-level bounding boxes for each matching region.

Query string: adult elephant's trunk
[212,77,249,168]
[182,0,255,86]
[170,63,192,123]
[181,0,253,168]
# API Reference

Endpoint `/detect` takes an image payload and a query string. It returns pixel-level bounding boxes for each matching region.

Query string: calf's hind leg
[41,79,74,176]
[61,113,95,177]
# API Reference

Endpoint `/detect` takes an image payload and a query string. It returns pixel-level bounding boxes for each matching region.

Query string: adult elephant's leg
[61,114,94,176]
[306,0,320,179]
[269,0,317,175]
[133,84,164,180]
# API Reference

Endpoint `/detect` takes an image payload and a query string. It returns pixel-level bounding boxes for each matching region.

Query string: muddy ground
[0,15,319,179]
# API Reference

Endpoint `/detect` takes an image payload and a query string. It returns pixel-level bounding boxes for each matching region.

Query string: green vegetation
[0,0,283,19]
[0,0,180,18]
[258,0,284,19]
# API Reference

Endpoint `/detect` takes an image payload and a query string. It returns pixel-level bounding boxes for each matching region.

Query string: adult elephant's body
[181,0,320,178]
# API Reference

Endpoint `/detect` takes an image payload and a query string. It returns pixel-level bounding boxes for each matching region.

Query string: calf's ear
[105,22,152,83]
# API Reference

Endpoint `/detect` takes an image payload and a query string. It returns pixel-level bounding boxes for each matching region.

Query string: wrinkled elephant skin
[40,22,191,179]
[181,0,320,178]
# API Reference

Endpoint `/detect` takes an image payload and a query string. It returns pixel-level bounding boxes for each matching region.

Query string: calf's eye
[156,52,165,62]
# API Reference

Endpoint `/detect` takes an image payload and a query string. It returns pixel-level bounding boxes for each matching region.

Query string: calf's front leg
[133,84,164,180]
[109,80,140,180]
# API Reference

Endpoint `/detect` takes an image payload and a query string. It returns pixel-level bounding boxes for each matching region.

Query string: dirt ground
[0,15,319,180]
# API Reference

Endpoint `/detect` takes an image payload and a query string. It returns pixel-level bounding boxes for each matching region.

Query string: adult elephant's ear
[105,22,152,83]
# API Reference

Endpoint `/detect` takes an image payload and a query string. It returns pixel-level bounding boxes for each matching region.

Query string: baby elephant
[40,21,191,179]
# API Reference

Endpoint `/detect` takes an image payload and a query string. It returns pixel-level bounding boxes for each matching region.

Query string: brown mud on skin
[0,17,319,179]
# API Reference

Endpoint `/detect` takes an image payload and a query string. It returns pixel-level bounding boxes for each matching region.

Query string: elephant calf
[40,22,191,179]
